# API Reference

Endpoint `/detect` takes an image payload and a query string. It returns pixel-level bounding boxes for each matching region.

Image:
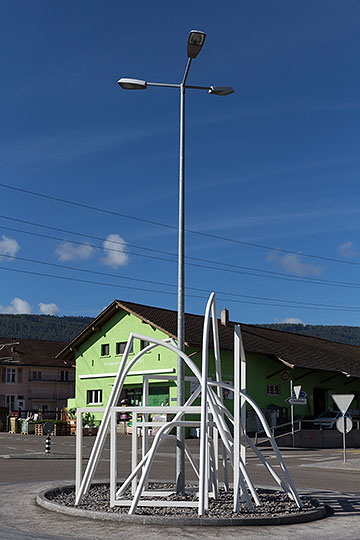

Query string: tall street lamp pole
[118,30,234,494]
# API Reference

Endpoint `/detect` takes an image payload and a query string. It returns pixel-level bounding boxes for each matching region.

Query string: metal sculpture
[75,293,302,515]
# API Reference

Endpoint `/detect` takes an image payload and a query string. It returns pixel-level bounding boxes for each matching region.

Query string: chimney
[221,308,229,326]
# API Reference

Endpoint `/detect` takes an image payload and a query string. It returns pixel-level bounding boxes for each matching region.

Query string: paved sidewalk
[301,457,360,470]
[0,480,360,540]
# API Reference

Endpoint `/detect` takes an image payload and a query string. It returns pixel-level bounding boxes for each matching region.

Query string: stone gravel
[46,483,319,519]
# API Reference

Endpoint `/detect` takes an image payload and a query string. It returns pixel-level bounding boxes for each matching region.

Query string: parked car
[313,410,351,429]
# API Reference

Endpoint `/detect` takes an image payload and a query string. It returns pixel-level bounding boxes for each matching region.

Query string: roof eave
[55,300,183,362]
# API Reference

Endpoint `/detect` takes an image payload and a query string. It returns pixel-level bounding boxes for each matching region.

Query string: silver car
[313,410,351,429]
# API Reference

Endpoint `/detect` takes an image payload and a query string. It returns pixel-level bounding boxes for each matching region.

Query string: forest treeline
[0,314,93,342]
[259,323,360,346]
[1,313,360,347]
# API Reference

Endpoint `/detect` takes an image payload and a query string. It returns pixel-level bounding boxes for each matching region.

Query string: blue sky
[1,1,360,325]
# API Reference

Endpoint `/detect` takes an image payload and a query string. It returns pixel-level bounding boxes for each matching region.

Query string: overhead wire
[1,264,360,312]
[2,184,360,315]
[0,214,355,286]
[1,182,360,267]
[1,220,360,290]
[2,252,360,310]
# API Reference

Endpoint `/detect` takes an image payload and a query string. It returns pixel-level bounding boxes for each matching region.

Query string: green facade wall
[69,309,360,426]
[68,310,177,421]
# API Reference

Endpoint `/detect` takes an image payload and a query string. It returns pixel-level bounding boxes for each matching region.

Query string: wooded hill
[259,323,360,346]
[1,313,360,347]
[0,314,93,342]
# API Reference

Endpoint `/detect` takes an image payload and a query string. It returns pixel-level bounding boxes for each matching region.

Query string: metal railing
[298,418,360,430]
[254,418,360,444]
[254,420,301,445]
[28,375,74,382]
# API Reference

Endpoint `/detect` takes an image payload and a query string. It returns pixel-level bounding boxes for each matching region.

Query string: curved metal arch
[75,292,302,516]
[76,332,206,505]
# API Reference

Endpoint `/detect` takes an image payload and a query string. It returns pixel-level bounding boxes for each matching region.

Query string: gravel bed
[46,483,319,519]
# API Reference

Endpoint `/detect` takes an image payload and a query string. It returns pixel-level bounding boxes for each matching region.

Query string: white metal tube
[213,427,219,495]
[142,377,149,490]
[128,419,198,514]
[244,432,294,496]
[76,336,194,505]
[110,409,117,507]
[240,325,247,468]
[75,335,138,505]
[233,325,241,511]
[75,409,83,498]
[207,388,259,507]
[198,293,214,515]
[210,297,229,492]
[118,388,201,500]
[208,382,301,508]
[184,442,199,478]
[131,411,138,495]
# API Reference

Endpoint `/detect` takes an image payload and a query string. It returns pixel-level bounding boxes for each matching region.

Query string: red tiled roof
[56,299,360,378]
[0,337,70,368]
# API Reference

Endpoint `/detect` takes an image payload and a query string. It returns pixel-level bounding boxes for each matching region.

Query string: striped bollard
[43,422,54,455]
[45,434,51,454]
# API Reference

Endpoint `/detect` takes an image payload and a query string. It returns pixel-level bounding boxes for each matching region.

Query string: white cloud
[101,234,129,268]
[0,235,20,260]
[0,297,32,314]
[338,241,359,258]
[280,317,303,324]
[39,302,59,316]
[267,251,324,277]
[55,242,94,262]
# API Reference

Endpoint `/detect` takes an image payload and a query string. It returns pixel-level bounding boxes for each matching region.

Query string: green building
[57,299,360,428]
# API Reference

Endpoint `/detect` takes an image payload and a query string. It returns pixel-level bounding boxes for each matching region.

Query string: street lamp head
[187,30,206,58]
[209,86,235,96]
[117,78,147,90]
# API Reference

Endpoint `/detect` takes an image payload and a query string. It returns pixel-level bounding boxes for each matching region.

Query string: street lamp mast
[118,30,234,494]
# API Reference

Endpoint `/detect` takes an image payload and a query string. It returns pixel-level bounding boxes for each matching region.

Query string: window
[116,341,133,355]
[6,368,16,384]
[60,370,69,382]
[101,344,110,356]
[141,340,151,351]
[125,388,142,406]
[87,389,103,405]
[5,395,15,411]
[32,371,41,380]
[266,384,280,396]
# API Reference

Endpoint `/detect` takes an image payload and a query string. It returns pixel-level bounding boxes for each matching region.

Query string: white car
[313,410,351,429]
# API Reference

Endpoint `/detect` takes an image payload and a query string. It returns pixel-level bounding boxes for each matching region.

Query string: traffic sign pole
[342,414,346,464]
[332,394,355,464]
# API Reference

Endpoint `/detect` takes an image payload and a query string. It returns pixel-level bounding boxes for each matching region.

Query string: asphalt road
[1,433,360,492]
[0,433,359,539]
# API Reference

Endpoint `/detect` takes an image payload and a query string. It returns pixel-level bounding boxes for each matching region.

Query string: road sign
[286,397,307,405]
[336,416,353,434]
[332,394,354,415]
[291,389,307,399]
[293,385,302,399]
